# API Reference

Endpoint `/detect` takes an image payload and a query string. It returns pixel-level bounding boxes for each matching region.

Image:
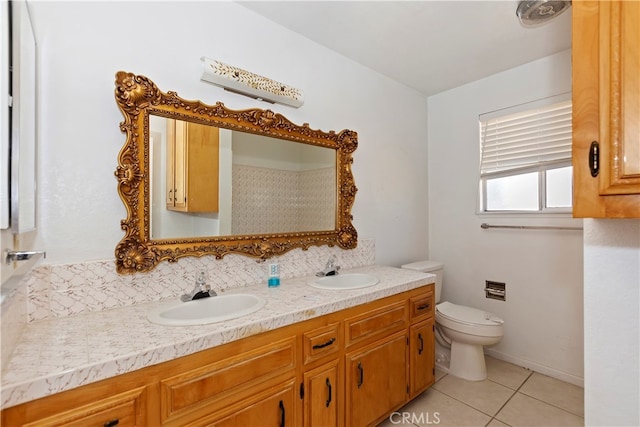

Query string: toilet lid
[436,301,504,326]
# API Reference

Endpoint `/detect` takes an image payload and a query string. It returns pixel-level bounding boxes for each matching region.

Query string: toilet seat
[436,301,504,338]
[436,301,504,326]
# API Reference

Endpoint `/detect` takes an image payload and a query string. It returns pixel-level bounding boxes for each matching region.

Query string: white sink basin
[308,273,379,290]
[148,293,266,326]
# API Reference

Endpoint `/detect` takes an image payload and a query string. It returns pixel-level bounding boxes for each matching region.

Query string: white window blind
[480,100,572,177]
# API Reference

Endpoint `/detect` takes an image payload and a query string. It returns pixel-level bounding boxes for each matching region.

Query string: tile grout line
[510,371,585,419]
[485,370,534,426]
[517,390,586,419]
[431,374,519,422]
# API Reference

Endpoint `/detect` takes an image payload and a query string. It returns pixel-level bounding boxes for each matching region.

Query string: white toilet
[402,260,504,381]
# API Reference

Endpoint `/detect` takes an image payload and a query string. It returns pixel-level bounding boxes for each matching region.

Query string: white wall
[584,219,639,426]
[427,50,584,384]
[26,1,429,268]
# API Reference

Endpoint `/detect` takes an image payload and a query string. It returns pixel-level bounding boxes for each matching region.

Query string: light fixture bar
[200,57,304,108]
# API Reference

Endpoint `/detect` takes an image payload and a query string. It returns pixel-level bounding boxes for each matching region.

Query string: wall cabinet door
[410,318,435,398]
[346,332,408,427]
[303,360,340,427]
[166,119,219,213]
[572,0,640,217]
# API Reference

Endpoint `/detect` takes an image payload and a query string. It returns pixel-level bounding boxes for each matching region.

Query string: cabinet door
[166,120,219,213]
[410,318,435,398]
[303,360,340,427]
[166,118,187,209]
[346,332,407,427]
[572,0,640,217]
[208,380,296,427]
[184,121,219,212]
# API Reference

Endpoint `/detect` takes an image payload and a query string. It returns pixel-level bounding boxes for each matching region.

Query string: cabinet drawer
[303,322,340,365]
[345,301,407,346]
[160,336,296,422]
[23,386,147,427]
[410,290,434,321]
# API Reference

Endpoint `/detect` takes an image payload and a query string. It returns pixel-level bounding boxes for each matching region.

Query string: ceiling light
[516,0,571,26]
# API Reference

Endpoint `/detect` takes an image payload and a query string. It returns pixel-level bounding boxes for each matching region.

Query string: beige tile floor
[378,356,584,427]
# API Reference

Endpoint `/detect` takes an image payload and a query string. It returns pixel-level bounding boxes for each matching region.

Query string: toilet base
[449,341,488,381]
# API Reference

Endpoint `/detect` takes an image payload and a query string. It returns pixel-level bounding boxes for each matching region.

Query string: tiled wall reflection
[232,165,335,234]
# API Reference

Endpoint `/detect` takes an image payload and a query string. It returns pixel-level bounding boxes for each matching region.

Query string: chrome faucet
[181,271,217,302]
[316,256,341,277]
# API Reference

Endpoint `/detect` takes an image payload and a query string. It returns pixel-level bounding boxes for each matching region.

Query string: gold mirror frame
[114,71,358,274]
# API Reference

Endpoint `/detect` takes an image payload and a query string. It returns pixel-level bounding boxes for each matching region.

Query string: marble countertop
[1,265,434,409]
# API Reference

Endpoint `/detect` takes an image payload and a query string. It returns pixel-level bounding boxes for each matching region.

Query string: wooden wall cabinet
[166,119,219,213]
[572,0,640,218]
[1,285,435,427]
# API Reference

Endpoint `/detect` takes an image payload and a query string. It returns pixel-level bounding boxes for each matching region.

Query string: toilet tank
[401,260,443,303]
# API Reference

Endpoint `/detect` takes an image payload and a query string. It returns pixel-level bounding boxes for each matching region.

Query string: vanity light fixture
[200,57,304,108]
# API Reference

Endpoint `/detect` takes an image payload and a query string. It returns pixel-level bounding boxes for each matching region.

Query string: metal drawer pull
[357,362,364,388]
[417,302,431,310]
[103,420,119,427]
[326,378,332,407]
[312,337,336,349]
[418,333,424,355]
[279,400,285,427]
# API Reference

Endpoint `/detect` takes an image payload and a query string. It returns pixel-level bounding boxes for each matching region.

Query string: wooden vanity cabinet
[344,300,408,426]
[301,322,342,427]
[409,290,436,398]
[166,119,220,213]
[572,0,640,217]
[410,318,435,398]
[1,284,435,427]
[346,332,408,426]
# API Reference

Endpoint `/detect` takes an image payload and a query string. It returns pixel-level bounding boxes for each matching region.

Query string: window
[479,96,572,213]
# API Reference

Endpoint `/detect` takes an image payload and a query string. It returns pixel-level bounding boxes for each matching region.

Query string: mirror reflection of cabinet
[165,119,219,213]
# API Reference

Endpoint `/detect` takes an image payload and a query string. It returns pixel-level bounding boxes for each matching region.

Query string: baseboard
[484,348,584,388]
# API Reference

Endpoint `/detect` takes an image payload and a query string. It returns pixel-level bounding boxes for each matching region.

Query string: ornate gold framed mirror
[114,72,358,273]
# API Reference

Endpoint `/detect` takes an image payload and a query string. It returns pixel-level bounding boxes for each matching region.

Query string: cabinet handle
[325,377,332,407]
[103,420,119,427]
[168,189,173,201]
[418,333,424,355]
[589,141,600,177]
[312,337,336,349]
[417,302,431,311]
[357,362,364,388]
[279,399,285,427]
